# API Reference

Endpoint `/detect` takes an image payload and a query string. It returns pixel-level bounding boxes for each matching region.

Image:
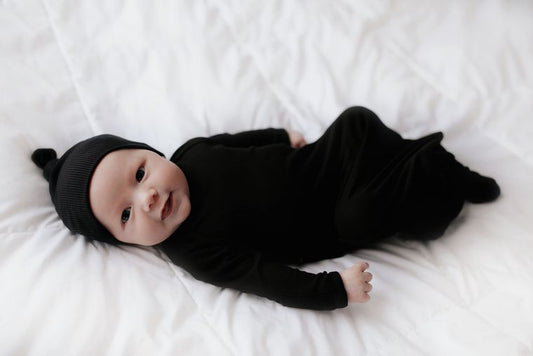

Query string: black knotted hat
[31,134,163,244]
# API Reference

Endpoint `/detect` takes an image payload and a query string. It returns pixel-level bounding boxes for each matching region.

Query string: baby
[32,107,500,310]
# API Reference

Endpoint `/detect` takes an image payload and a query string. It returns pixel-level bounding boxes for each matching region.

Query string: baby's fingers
[358,282,373,303]
[364,282,373,293]
[357,261,370,271]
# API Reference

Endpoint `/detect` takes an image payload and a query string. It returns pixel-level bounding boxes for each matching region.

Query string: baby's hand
[339,262,373,303]
[287,130,307,149]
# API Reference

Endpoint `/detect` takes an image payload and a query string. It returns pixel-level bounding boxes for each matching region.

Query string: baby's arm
[170,238,348,310]
[206,128,307,149]
[207,128,290,148]
[339,262,373,303]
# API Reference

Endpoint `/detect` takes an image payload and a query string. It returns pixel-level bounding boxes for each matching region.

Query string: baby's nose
[141,187,158,212]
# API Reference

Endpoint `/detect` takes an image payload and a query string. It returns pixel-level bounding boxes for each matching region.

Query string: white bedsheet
[1,1,532,355]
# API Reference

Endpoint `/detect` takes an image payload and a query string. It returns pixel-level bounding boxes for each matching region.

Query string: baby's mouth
[161,192,173,220]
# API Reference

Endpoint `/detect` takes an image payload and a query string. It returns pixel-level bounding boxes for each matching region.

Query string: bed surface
[1,1,532,355]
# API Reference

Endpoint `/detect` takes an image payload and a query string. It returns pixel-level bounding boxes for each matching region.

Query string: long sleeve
[206,128,290,147]
[162,236,348,310]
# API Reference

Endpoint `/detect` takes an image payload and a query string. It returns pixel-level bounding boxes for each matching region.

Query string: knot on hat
[31,148,58,181]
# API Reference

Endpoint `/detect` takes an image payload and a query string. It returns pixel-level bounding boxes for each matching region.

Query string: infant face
[89,148,191,246]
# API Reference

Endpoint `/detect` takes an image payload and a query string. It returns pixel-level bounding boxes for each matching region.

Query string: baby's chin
[114,233,171,247]
[151,233,173,246]
[139,234,173,246]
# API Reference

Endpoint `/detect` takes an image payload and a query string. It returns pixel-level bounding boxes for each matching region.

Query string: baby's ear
[31,148,58,181]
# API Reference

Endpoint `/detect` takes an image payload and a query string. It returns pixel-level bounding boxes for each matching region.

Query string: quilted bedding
[1,1,532,355]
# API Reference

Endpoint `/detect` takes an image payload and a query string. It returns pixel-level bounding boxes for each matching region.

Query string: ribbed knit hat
[31,134,163,244]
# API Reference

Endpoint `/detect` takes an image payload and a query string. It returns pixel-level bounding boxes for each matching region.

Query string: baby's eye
[121,207,131,223]
[136,167,145,182]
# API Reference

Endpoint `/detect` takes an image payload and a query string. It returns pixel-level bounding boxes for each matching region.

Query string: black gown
[160,106,468,310]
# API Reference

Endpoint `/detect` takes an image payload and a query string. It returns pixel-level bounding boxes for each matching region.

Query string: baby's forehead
[91,147,162,189]
[89,151,134,221]
[93,149,137,178]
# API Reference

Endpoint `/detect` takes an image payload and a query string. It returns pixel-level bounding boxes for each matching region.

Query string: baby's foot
[464,170,500,203]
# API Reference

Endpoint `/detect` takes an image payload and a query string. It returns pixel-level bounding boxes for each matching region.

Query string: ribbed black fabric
[160,107,473,310]
[32,134,162,244]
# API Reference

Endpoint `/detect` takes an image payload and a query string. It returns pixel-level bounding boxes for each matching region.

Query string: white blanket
[1,1,532,355]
